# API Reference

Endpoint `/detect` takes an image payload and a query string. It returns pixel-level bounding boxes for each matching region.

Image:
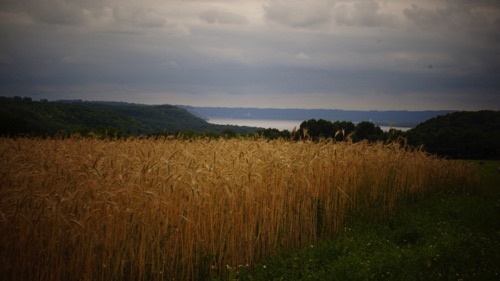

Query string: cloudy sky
[1,0,499,110]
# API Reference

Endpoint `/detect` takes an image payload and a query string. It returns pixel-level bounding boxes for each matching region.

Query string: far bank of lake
[207,118,412,132]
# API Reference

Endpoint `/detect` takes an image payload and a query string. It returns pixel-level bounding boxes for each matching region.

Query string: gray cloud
[403,4,438,27]
[263,0,334,29]
[263,0,398,29]
[23,0,90,25]
[112,6,165,28]
[1,0,168,29]
[402,1,500,76]
[403,2,499,31]
[334,0,398,27]
[199,9,248,25]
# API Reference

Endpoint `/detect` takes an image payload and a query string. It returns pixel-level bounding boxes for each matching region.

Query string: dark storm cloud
[0,0,499,110]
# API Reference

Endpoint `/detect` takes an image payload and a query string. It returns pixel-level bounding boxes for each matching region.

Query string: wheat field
[0,137,476,280]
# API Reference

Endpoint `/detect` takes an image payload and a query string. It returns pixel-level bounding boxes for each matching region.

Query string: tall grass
[0,137,476,280]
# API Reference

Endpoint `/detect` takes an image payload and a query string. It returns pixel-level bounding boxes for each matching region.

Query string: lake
[207,118,412,132]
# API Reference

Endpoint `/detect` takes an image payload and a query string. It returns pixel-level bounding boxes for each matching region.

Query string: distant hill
[181,106,456,128]
[406,110,500,159]
[0,98,259,137]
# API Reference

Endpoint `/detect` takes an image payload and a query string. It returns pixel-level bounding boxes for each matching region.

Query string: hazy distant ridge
[183,107,456,127]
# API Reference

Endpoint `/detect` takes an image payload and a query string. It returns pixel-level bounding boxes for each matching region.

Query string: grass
[234,161,500,281]
[471,160,500,195]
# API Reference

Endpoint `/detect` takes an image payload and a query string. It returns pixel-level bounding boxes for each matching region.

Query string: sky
[1,0,499,110]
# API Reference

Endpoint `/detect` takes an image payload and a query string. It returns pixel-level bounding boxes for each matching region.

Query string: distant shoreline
[207,118,412,132]
[184,106,454,128]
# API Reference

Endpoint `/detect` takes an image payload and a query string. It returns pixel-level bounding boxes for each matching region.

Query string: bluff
[406,110,500,159]
[0,98,258,137]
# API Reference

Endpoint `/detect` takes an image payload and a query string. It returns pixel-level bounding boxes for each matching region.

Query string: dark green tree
[353,121,384,142]
[221,129,237,139]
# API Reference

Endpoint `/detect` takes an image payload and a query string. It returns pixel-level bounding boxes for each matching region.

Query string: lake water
[208,118,412,132]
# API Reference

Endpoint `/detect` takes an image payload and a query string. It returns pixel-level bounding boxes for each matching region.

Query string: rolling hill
[0,98,259,137]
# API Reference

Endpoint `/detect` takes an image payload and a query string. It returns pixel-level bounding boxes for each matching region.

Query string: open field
[0,137,477,280]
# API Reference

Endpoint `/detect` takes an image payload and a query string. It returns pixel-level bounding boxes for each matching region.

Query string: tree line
[1,97,498,159]
[255,119,404,143]
[287,111,499,159]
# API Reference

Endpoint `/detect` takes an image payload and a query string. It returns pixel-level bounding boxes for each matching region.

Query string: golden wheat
[0,137,476,280]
